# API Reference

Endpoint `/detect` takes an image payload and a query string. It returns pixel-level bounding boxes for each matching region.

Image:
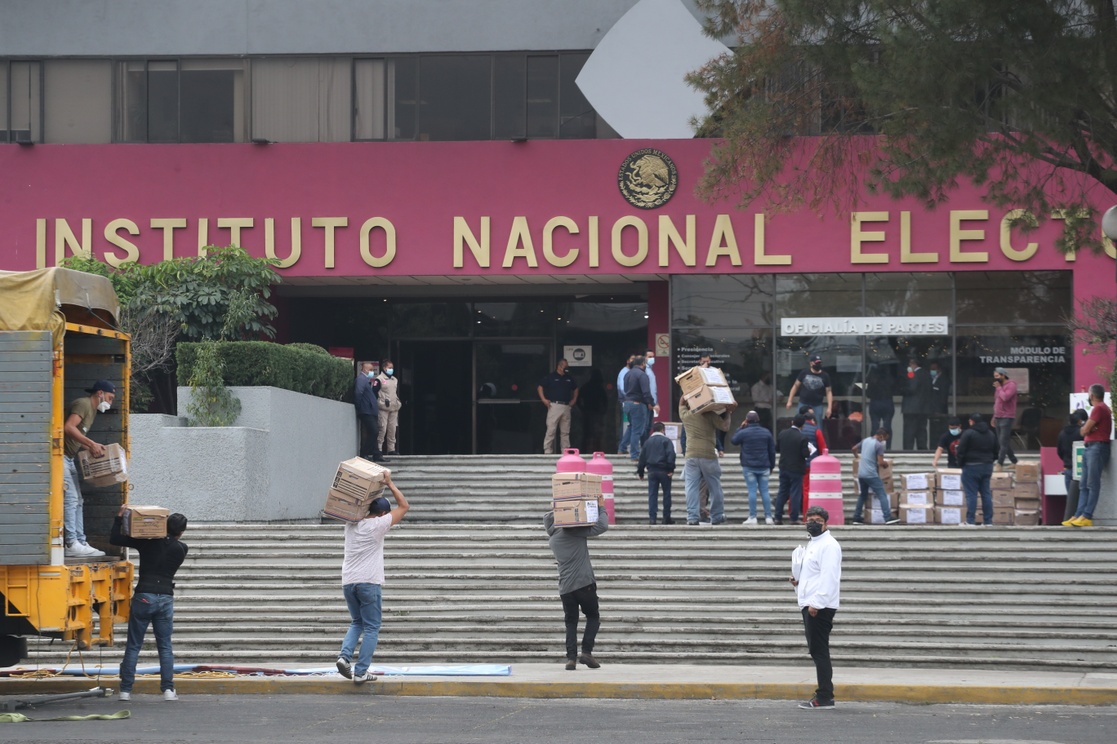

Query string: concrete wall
[0,0,686,56]
[129,387,356,521]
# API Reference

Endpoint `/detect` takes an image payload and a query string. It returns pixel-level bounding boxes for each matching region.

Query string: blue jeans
[1076,441,1112,519]
[685,457,724,523]
[622,401,649,461]
[120,593,175,693]
[854,476,890,521]
[340,583,382,676]
[962,463,994,525]
[62,456,86,545]
[774,470,804,522]
[647,469,672,521]
[741,466,771,519]
[994,417,1017,466]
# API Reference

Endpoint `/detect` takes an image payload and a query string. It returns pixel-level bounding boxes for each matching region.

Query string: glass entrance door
[474,340,551,454]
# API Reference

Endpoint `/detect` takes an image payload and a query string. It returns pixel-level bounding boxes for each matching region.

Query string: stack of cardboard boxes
[893,463,1042,525]
[997,461,1042,525]
[551,472,603,527]
[675,366,734,415]
[323,457,391,522]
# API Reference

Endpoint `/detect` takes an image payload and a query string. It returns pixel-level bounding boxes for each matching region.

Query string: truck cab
[0,268,133,667]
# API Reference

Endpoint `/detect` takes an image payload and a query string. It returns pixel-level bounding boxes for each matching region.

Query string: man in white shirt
[789,505,842,710]
[335,473,409,684]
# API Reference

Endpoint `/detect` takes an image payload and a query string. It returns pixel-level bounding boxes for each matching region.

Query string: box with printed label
[902,491,934,507]
[331,457,391,500]
[78,443,128,488]
[552,497,601,527]
[900,505,933,524]
[992,489,1016,507]
[939,489,965,506]
[1014,482,1041,500]
[936,469,963,491]
[867,508,889,524]
[662,422,683,455]
[1013,509,1041,526]
[935,506,964,525]
[900,472,934,491]
[122,505,169,538]
[675,366,729,395]
[683,384,736,414]
[551,472,604,498]
[1014,462,1041,482]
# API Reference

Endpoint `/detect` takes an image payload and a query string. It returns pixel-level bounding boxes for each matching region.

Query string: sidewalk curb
[3,677,1116,706]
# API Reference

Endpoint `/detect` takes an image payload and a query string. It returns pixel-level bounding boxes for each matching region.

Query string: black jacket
[777,426,811,475]
[956,420,999,466]
[637,433,676,477]
[110,517,188,596]
[1056,424,1083,469]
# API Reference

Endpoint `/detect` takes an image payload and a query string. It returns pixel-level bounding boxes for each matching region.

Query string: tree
[689,0,1117,253]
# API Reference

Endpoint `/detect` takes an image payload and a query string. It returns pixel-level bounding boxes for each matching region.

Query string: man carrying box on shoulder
[335,473,409,684]
[545,497,608,670]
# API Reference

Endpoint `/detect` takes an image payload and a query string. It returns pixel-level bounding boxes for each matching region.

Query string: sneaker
[648,518,657,525]
[578,653,601,669]
[742,517,758,526]
[336,657,352,679]
[798,697,835,710]
[1072,517,1094,527]
[118,691,131,701]
[352,671,376,684]
[662,518,676,525]
[163,689,178,701]
[686,521,700,526]
[959,522,976,528]
[885,518,901,525]
[850,518,864,525]
[764,517,775,525]
[65,542,96,557]
[81,542,106,557]
[565,659,577,671]
[1061,518,1077,527]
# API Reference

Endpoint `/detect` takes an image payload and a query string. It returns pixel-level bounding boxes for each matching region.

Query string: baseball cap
[809,354,822,363]
[994,367,1008,376]
[85,380,116,394]
[369,496,391,514]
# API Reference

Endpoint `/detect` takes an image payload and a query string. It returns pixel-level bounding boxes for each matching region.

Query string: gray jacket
[544,508,608,595]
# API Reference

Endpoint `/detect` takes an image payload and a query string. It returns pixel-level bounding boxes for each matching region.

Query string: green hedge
[177,341,352,401]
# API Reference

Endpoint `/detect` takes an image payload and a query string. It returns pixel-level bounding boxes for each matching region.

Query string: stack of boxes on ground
[551,472,603,526]
[675,366,734,414]
[851,456,897,523]
[323,457,391,522]
[894,462,1042,525]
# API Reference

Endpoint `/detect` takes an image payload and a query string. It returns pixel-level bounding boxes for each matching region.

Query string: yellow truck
[0,268,133,667]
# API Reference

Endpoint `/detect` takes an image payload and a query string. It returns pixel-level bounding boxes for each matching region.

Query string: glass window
[526,56,557,138]
[389,57,418,140]
[672,275,775,328]
[118,59,244,143]
[776,273,863,317]
[255,58,349,142]
[353,58,386,140]
[44,60,111,143]
[954,326,1071,412]
[493,55,526,140]
[473,301,556,337]
[673,327,774,431]
[863,272,952,317]
[559,53,595,139]
[955,271,1072,325]
[417,55,491,141]
[2,60,42,142]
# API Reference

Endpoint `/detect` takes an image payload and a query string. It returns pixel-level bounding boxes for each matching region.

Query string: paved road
[1,694,1114,743]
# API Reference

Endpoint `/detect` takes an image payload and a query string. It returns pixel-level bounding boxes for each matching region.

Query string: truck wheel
[0,635,27,667]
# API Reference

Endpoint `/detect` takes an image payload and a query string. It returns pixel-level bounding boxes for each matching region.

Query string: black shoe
[649,518,657,525]
[373,457,391,464]
[773,519,783,526]
[565,659,577,671]
[850,519,864,525]
[662,518,676,525]
[388,450,400,456]
[578,653,601,669]
[686,521,700,526]
[710,518,726,526]
[798,697,835,710]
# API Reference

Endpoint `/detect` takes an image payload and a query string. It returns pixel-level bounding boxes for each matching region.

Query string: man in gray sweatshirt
[544,499,609,670]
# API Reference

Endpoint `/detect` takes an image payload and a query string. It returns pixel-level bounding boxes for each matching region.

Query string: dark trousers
[774,470,804,522]
[560,582,600,660]
[902,413,929,450]
[647,469,672,520]
[358,413,382,459]
[802,606,836,703]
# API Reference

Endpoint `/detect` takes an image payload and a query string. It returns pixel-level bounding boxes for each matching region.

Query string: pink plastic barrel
[808,452,844,525]
[556,448,586,473]
[586,451,615,525]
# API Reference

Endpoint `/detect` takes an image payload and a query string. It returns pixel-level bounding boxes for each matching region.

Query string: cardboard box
[122,505,169,538]
[1014,482,1041,499]
[323,487,386,522]
[867,508,889,524]
[78,443,128,488]
[1015,462,1041,482]
[675,366,729,395]
[331,457,391,500]
[903,491,934,507]
[900,472,934,491]
[683,384,736,414]
[935,506,964,525]
[662,422,683,442]
[939,489,965,506]
[992,489,1016,507]
[552,472,604,498]
[992,506,1015,525]
[852,457,894,481]
[991,472,1014,489]
[1014,497,1042,512]
[552,496,601,527]
[936,469,963,491]
[900,505,933,524]
[1014,509,1041,526]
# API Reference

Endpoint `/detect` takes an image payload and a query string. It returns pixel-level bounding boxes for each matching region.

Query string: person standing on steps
[544,495,608,670]
[637,421,677,524]
[787,354,832,419]
[790,505,842,710]
[1067,384,1113,527]
[992,367,1019,470]
[355,361,387,463]
[376,359,402,455]
[957,413,998,527]
[731,410,775,525]
[538,358,580,455]
[335,474,409,684]
[850,428,898,525]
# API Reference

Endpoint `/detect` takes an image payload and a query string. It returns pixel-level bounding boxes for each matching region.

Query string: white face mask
[646,357,655,367]
[97,400,111,413]
[366,370,375,378]
[385,368,394,376]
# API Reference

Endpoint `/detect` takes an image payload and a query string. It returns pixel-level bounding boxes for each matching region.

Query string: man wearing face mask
[62,380,116,558]
[992,367,1018,470]
[376,359,401,456]
[787,354,832,419]
[354,361,386,463]
[901,357,934,451]
[789,505,842,710]
[933,417,964,469]
[644,348,661,438]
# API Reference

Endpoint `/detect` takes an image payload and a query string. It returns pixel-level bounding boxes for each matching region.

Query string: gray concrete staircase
[26,454,1117,674]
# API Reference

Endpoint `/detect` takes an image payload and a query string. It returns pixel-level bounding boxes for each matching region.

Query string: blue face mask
[646,357,655,367]
[366,371,375,378]
[949,428,961,436]
[930,370,939,379]
[385,368,394,376]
